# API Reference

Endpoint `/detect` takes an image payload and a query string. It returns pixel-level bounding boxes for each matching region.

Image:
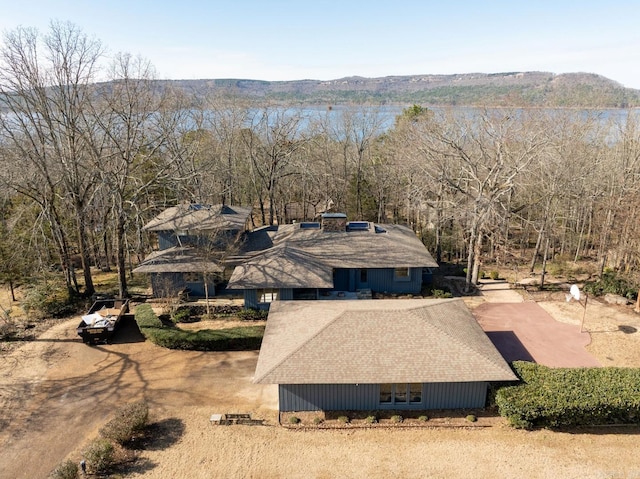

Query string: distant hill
[164,72,640,108]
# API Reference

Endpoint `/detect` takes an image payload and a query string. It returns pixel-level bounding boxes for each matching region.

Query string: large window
[379,383,422,405]
[394,267,410,281]
[258,288,278,303]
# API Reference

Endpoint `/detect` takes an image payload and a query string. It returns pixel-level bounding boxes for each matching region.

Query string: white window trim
[258,288,278,303]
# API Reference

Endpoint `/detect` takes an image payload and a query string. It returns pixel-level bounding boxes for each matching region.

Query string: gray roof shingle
[229,222,438,289]
[254,299,517,385]
[143,204,252,232]
[132,246,223,273]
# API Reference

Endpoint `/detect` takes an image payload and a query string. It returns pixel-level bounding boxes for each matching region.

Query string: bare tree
[0,22,103,296]
[242,107,306,225]
[91,53,188,297]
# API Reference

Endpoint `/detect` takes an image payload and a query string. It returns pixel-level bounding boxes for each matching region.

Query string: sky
[1,0,639,88]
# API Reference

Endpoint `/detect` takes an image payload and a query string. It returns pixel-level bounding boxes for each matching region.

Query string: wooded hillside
[167,72,640,108]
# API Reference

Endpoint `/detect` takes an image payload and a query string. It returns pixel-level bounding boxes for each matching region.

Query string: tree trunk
[115,214,128,298]
[204,278,210,316]
[530,227,544,273]
[540,237,550,290]
[465,221,478,293]
[76,208,95,297]
[471,230,483,285]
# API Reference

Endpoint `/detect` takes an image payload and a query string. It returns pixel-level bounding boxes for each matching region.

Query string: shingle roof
[143,204,252,232]
[228,222,438,289]
[254,299,516,385]
[132,247,223,273]
[229,244,334,289]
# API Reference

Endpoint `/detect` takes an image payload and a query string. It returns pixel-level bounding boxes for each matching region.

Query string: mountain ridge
[163,71,639,108]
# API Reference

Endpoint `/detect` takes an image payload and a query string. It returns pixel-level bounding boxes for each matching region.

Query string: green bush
[144,325,264,351]
[337,415,350,424]
[313,416,324,425]
[83,438,115,475]
[49,459,78,479]
[418,415,429,422]
[364,415,377,424]
[22,282,83,319]
[390,415,403,423]
[135,304,264,351]
[489,271,500,280]
[496,361,640,429]
[583,271,638,301]
[431,289,453,299]
[466,414,477,423]
[237,308,269,321]
[100,400,149,445]
[171,308,192,323]
[288,416,300,424]
[134,304,163,328]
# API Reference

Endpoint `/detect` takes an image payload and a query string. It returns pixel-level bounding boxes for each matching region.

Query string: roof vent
[347,221,370,231]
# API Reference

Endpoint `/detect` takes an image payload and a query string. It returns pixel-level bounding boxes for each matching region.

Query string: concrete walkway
[477,280,524,303]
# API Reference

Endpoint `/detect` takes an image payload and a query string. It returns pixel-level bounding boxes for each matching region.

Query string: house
[228,213,439,309]
[254,298,517,412]
[133,203,253,298]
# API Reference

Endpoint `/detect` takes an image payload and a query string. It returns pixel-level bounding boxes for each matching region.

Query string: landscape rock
[604,293,629,306]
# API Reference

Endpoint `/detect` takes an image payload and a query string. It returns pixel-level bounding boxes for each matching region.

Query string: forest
[0,22,639,309]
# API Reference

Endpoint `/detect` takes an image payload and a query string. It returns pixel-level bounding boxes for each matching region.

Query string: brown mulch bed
[280,409,504,429]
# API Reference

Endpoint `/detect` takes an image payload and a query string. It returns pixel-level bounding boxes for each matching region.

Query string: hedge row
[495,361,640,429]
[134,304,264,351]
[49,401,150,478]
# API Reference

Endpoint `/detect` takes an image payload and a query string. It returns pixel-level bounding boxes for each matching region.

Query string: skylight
[299,222,321,229]
[347,221,370,231]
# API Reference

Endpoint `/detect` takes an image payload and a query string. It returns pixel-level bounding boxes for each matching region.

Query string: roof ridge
[408,299,511,371]
[254,306,344,383]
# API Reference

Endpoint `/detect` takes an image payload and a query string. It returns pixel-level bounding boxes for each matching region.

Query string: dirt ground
[2,284,640,479]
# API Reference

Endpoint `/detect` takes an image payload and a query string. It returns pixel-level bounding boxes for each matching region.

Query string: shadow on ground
[141,417,185,451]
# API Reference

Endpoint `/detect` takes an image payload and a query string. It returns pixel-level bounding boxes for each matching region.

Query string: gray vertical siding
[365,268,423,294]
[151,272,184,296]
[184,281,216,298]
[158,232,176,250]
[422,382,488,409]
[150,273,215,298]
[278,382,489,412]
[244,290,258,309]
[279,384,379,411]
[279,289,293,300]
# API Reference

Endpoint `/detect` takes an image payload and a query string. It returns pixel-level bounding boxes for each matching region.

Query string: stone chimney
[321,213,347,232]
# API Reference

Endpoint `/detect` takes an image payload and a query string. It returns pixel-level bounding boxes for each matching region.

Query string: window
[379,384,393,403]
[379,383,422,405]
[183,272,202,283]
[258,288,278,303]
[409,383,422,403]
[394,267,410,281]
[360,269,368,284]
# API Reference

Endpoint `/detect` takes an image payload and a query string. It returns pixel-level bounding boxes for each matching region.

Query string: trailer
[77,298,130,344]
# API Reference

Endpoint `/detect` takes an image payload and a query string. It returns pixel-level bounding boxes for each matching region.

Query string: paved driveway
[474,301,601,368]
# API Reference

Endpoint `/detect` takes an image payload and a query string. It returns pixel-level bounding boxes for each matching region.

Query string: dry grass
[2,270,640,478]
